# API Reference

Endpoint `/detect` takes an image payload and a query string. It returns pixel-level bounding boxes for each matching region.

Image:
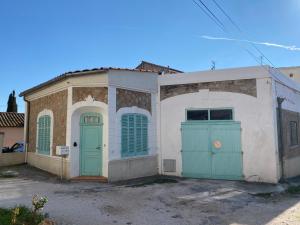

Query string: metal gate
[181,121,243,180]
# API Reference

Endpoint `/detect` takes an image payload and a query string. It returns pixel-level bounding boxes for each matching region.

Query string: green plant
[32,195,48,213]
[0,205,45,225]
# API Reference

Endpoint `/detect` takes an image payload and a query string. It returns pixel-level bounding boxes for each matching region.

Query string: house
[20,65,300,183]
[0,112,24,148]
[136,61,183,74]
[20,67,159,180]
[159,66,300,183]
[279,66,300,83]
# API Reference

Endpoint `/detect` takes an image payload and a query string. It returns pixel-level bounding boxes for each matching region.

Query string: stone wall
[160,79,257,101]
[72,87,108,104]
[116,88,151,113]
[28,90,67,155]
[280,108,300,159]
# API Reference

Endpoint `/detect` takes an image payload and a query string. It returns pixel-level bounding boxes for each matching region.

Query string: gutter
[24,98,30,163]
[277,97,285,181]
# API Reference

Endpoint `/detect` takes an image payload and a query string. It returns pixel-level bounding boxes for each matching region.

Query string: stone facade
[72,87,108,104]
[116,88,151,113]
[160,79,257,101]
[281,109,300,159]
[28,90,67,155]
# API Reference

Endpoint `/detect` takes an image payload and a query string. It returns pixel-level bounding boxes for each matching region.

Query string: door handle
[96,146,101,150]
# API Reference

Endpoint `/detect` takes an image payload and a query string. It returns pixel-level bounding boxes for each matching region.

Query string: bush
[0,205,46,225]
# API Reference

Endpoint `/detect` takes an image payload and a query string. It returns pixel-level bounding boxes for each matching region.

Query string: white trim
[66,86,73,148]
[112,106,154,160]
[110,84,155,94]
[36,109,54,157]
[69,98,109,178]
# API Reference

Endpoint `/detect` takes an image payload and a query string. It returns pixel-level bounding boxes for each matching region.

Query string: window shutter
[121,113,149,157]
[121,115,129,156]
[37,115,51,155]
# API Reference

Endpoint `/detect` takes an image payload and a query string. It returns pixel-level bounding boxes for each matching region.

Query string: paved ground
[1,165,300,225]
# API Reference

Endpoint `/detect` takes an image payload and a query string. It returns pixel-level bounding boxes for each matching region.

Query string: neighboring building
[279,66,300,83]
[136,61,183,74]
[0,112,24,148]
[20,65,300,183]
[159,66,300,183]
[20,68,158,181]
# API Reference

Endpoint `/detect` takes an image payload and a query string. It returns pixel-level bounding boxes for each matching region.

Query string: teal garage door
[181,121,243,180]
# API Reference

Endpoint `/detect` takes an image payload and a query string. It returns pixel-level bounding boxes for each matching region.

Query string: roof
[20,67,158,97]
[0,112,24,127]
[159,65,300,93]
[136,61,183,74]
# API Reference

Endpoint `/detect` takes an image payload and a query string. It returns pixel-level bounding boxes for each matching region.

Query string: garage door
[181,121,243,180]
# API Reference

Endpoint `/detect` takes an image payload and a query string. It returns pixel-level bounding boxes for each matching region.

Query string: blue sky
[1,0,300,112]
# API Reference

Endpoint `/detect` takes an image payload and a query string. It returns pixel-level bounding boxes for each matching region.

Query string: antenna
[211,61,216,70]
[260,55,264,65]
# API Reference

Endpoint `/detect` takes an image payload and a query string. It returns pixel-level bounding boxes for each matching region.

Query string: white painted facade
[158,66,300,183]
[22,65,300,183]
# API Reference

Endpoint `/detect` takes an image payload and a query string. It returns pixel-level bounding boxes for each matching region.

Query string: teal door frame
[80,112,103,176]
[181,121,243,180]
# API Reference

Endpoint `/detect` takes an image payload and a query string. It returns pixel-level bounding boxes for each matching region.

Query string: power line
[211,0,276,68]
[211,0,242,32]
[192,0,262,65]
[197,0,226,30]
[192,0,226,33]
[192,0,300,94]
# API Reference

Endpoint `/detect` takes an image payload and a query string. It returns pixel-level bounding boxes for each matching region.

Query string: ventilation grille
[163,159,176,172]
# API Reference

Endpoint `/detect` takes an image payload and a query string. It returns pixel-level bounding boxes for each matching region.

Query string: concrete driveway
[1,165,300,225]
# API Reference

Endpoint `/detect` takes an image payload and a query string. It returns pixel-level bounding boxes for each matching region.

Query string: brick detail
[116,88,151,113]
[28,90,67,156]
[72,87,108,104]
[281,109,300,159]
[160,79,257,100]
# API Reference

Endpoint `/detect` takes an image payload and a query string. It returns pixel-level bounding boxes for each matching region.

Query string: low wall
[27,152,70,178]
[108,155,158,182]
[0,152,25,167]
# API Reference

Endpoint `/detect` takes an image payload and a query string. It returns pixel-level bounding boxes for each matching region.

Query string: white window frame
[36,109,54,156]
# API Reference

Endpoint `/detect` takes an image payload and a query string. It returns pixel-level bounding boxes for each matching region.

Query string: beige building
[279,66,300,83]
[0,112,24,148]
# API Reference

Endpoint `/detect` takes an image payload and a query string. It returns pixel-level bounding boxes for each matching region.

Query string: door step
[71,176,108,183]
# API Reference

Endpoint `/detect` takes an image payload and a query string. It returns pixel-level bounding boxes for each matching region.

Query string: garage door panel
[182,152,211,178]
[181,121,242,180]
[182,125,209,152]
[212,153,242,179]
[211,125,241,153]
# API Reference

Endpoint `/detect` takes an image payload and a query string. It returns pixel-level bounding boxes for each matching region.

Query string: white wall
[69,100,109,178]
[108,70,158,93]
[159,78,279,183]
[107,70,158,161]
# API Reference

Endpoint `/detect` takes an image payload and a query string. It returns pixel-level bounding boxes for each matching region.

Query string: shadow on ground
[1,164,300,225]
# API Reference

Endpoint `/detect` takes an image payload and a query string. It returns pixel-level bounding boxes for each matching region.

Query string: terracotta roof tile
[0,112,24,127]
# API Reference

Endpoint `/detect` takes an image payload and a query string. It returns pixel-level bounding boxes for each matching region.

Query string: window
[210,109,233,120]
[186,109,233,121]
[187,110,208,120]
[290,121,298,146]
[121,113,148,157]
[37,115,51,155]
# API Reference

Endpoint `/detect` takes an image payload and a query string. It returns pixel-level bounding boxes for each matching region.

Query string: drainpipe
[277,97,285,182]
[24,98,30,164]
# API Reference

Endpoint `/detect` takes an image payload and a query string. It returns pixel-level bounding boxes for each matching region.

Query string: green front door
[80,112,103,176]
[182,121,243,180]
